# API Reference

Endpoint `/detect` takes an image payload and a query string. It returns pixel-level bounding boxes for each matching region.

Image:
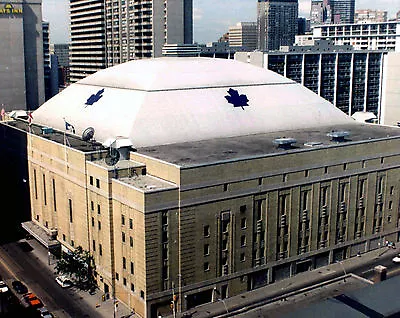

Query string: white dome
[32,57,353,148]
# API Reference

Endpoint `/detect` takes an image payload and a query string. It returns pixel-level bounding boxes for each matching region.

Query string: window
[123,257,126,269]
[203,225,210,237]
[390,186,394,195]
[130,262,134,274]
[241,217,246,229]
[324,166,328,174]
[91,217,94,227]
[99,244,103,256]
[283,174,288,182]
[130,236,133,247]
[223,183,228,191]
[304,170,309,177]
[121,215,125,225]
[204,262,209,271]
[389,201,393,210]
[92,240,96,251]
[240,253,245,262]
[140,290,144,299]
[90,176,94,185]
[62,234,66,241]
[34,169,38,199]
[52,179,57,211]
[240,235,246,247]
[122,232,126,243]
[42,174,46,205]
[343,163,347,170]
[129,218,133,229]
[91,201,94,211]
[222,239,228,250]
[258,178,262,186]
[97,204,101,215]
[98,221,101,230]
[115,273,119,281]
[123,278,127,286]
[69,199,73,222]
[240,205,246,213]
[96,178,100,188]
[204,244,209,256]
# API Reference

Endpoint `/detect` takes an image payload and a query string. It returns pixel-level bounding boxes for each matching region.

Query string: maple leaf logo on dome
[225,88,249,110]
[85,88,105,107]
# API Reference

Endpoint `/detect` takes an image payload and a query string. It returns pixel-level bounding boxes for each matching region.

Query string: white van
[55,275,73,288]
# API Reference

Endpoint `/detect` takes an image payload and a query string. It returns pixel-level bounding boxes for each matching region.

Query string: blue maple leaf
[85,88,105,106]
[225,88,249,110]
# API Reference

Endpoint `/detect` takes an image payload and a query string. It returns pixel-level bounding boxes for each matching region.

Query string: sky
[42,0,400,44]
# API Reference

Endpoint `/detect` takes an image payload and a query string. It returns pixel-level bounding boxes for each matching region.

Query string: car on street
[37,306,54,318]
[23,292,43,308]
[392,254,400,263]
[12,280,28,294]
[55,275,73,288]
[0,280,9,293]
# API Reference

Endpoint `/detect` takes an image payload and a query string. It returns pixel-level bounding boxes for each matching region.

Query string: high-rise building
[0,0,45,111]
[310,0,332,26]
[355,9,387,23]
[257,0,298,51]
[69,0,193,82]
[330,0,355,24]
[397,10,400,21]
[42,21,51,101]
[105,0,193,64]
[51,43,70,88]
[229,22,257,50]
[69,0,106,83]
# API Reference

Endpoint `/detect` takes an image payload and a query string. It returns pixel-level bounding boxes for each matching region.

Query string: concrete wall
[381,52,400,126]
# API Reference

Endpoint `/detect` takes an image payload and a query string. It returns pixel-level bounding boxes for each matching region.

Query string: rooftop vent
[327,130,350,142]
[41,127,54,135]
[273,137,297,149]
[304,141,323,147]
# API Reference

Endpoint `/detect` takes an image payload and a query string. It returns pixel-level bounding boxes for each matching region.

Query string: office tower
[229,22,257,50]
[257,0,299,51]
[42,21,51,101]
[69,0,106,83]
[105,0,193,65]
[310,0,331,26]
[51,44,70,88]
[355,9,387,23]
[0,0,44,111]
[330,0,355,24]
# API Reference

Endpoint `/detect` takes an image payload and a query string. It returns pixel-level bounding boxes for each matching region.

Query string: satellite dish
[82,127,95,141]
[105,147,120,166]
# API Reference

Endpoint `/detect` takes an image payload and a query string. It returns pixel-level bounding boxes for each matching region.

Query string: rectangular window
[123,278,127,286]
[98,221,101,230]
[204,244,209,256]
[34,169,38,199]
[223,183,228,191]
[122,232,126,243]
[129,236,133,247]
[115,273,119,281]
[130,262,134,274]
[203,225,210,237]
[69,199,73,222]
[62,234,66,241]
[97,204,101,215]
[204,262,209,272]
[241,217,247,229]
[123,257,126,269]
[92,240,96,251]
[241,235,246,247]
[121,215,125,225]
[131,283,134,292]
[129,218,133,229]
[99,244,103,256]
[90,176,93,185]
[71,240,74,247]
[240,205,247,213]
[91,201,94,211]
[96,178,100,188]
[52,179,57,211]
[43,174,47,205]
[240,252,245,262]
[91,217,94,227]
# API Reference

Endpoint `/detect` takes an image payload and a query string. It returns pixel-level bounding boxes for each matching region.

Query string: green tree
[55,246,96,291]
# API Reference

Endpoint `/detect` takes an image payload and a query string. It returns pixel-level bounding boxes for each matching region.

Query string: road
[0,239,99,318]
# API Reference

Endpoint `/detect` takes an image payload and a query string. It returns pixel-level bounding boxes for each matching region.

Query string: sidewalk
[26,238,134,318]
[172,246,399,318]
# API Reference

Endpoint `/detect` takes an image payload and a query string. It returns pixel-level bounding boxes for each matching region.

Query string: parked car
[55,275,73,288]
[392,254,400,263]
[12,280,28,294]
[23,292,43,308]
[37,306,54,318]
[0,280,9,293]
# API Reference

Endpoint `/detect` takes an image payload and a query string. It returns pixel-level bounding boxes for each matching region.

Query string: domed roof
[32,57,353,148]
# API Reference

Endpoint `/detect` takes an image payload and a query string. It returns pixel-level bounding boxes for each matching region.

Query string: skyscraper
[257,0,298,51]
[229,22,257,50]
[69,0,106,83]
[69,0,193,81]
[330,0,355,24]
[105,0,192,64]
[310,0,331,26]
[0,0,44,111]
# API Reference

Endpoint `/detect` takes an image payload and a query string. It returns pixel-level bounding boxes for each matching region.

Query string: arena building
[4,57,400,317]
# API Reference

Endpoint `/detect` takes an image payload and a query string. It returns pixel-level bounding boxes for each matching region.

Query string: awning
[21,221,60,249]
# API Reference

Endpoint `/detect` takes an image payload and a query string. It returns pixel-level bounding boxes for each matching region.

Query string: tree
[55,246,96,291]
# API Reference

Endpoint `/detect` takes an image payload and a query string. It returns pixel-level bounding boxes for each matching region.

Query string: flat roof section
[136,123,400,167]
